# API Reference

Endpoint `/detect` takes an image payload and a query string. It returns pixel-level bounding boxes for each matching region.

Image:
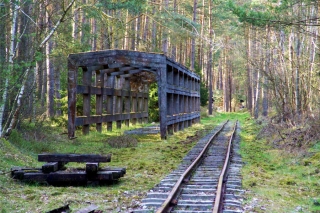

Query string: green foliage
[148,82,159,122]
[98,0,147,14]
[200,82,208,106]
[227,0,275,27]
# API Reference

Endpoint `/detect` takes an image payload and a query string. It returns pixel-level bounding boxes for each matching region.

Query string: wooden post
[138,96,142,124]
[159,63,167,139]
[131,92,137,125]
[67,59,78,139]
[96,70,103,132]
[83,67,91,135]
[116,77,122,129]
[106,75,115,131]
[143,85,149,123]
[124,78,131,127]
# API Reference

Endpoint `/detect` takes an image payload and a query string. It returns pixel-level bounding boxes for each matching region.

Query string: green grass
[0,118,221,212]
[240,116,320,213]
[1,112,319,212]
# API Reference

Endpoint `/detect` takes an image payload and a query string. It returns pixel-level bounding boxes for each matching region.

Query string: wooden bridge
[67,50,200,139]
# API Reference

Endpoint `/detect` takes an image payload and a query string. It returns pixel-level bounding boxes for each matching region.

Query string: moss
[279,177,296,186]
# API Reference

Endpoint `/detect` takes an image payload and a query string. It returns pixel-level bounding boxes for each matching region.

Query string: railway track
[133,120,243,213]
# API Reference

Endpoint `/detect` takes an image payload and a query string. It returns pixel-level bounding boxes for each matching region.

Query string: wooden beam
[46,204,71,213]
[38,154,111,162]
[42,162,59,173]
[86,163,99,174]
[75,204,98,213]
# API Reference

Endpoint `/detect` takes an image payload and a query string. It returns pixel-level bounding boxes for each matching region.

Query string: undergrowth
[0,117,217,212]
[241,116,320,213]
[1,112,319,212]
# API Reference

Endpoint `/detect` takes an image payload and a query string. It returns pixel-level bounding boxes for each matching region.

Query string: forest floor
[0,112,319,212]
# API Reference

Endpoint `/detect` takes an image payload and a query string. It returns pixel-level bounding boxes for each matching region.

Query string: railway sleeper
[226,183,242,189]
[224,193,242,200]
[140,202,163,208]
[179,194,215,200]
[171,211,212,213]
[141,197,167,204]
[181,188,215,194]
[187,181,218,185]
[222,210,243,213]
[177,199,214,205]
[145,192,170,198]
[182,184,217,189]
[224,199,242,205]
[152,186,172,192]
[133,209,159,213]
[173,203,213,211]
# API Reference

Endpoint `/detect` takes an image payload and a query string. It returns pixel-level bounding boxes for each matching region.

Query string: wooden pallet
[11,154,125,186]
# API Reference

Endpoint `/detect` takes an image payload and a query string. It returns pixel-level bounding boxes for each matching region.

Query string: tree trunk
[72,1,79,40]
[162,0,169,54]
[2,0,76,137]
[151,0,157,51]
[91,17,97,51]
[262,26,270,117]
[190,0,197,71]
[245,25,253,112]
[0,2,17,136]
[207,0,213,114]
[254,68,260,119]
[46,1,54,118]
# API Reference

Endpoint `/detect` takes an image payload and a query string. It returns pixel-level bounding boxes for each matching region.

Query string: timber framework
[68,50,200,139]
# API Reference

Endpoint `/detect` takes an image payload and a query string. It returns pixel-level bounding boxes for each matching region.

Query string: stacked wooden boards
[11,154,126,186]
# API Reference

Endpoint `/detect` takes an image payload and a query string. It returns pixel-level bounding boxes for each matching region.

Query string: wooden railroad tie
[11,153,125,186]
[46,204,98,213]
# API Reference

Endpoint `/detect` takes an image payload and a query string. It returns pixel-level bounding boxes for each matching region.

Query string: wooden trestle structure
[68,50,200,139]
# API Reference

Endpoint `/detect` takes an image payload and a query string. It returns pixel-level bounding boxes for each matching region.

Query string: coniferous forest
[1,0,320,212]
[1,0,320,135]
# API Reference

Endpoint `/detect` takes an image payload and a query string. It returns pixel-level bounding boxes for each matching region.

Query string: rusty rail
[212,120,238,213]
[156,120,229,213]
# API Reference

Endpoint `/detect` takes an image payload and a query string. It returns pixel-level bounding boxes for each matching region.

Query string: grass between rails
[0,112,319,212]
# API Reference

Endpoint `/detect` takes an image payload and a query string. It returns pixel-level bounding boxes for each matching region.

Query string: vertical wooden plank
[68,58,78,139]
[179,95,184,114]
[167,65,173,84]
[131,92,137,125]
[185,96,188,113]
[106,75,115,131]
[159,60,167,140]
[144,86,149,123]
[138,96,142,124]
[116,76,122,129]
[96,70,103,132]
[124,78,130,127]
[83,67,91,135]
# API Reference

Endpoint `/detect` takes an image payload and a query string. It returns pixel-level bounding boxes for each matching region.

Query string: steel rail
[156,120,229,213]
[212,121,238,213]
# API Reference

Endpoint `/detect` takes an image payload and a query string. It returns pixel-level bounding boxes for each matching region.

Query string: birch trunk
[46,1,54,117]
[0,2,18,135]
[2,0,76,137]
